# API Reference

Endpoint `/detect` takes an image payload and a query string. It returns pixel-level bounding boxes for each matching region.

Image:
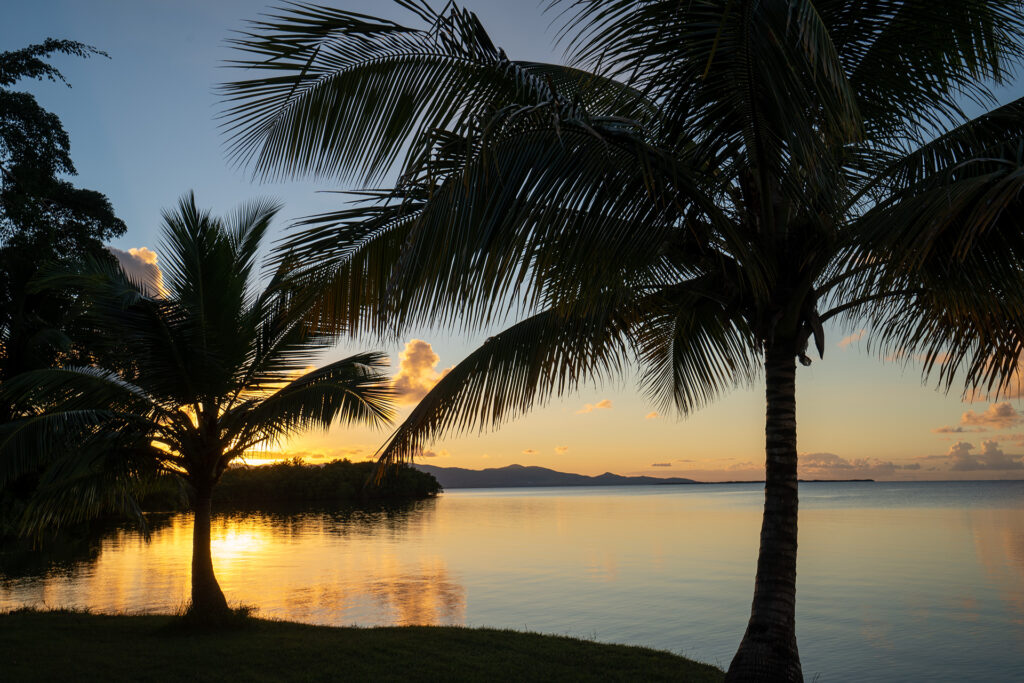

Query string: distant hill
[411,463,697,489]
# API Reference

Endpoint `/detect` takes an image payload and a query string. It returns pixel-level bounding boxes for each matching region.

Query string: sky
[4,0,1024,481]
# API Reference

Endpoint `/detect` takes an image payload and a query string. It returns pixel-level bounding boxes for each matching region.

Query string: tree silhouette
[0,194,394,621]
[219,1,1024,676]
[0,40,126,422]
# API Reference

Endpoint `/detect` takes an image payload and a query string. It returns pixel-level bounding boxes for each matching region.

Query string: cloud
[110,246,164,295]
[392,339,451,405]
[988,433,1024,445]
[522,448,538,455]
[932,425,986,434]
[418,448,451,459]
[644,411,660,420]
[960,402,1023,430]
[650,462,671,467]
[837,329,866,348]
[576,398,613,414]
[798,452,919,478]
[948,440,1024,471]
[554,446,569,454]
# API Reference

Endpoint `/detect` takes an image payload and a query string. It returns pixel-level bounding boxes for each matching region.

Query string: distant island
[413,464,697,488]
[412,463,872,489]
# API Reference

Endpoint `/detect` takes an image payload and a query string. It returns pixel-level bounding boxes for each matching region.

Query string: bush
[212,459,441,506]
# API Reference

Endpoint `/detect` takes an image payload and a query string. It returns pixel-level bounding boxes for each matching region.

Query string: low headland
[0,609,724,682]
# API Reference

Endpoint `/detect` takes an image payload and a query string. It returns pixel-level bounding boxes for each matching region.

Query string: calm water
[2,481,1023,681]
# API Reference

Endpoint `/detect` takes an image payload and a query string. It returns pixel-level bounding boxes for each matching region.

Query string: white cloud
[110,246,163,296]
[392,339,451,405]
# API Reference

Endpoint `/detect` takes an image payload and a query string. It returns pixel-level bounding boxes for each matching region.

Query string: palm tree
[0,193,395,621]
[219,1,1024,677]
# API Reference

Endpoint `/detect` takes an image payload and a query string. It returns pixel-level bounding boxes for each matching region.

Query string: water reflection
[2,483,1024,682]
[0,500,465,626]
[969,508,1024,623]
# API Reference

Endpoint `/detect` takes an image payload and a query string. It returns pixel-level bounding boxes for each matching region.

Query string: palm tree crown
[220,1,1024,676]
[0,193,395,619]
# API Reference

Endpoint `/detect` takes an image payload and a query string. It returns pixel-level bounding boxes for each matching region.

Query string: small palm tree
[219,0,1024,676]
[0,193,395,620]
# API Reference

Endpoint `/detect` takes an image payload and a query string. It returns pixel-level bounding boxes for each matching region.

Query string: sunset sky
[6,0,1024,481]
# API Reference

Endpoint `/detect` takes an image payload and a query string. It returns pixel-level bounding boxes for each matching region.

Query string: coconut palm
[0,193,395,620]
[219,1,1024,677]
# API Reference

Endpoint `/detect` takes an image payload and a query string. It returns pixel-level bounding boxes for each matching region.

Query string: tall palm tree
[219,1,1024,677]
[0,193,395,620]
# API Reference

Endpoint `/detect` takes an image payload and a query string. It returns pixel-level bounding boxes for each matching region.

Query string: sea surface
[2,481,1023,682]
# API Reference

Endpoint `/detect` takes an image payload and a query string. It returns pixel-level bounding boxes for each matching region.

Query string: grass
[0,608,723,682]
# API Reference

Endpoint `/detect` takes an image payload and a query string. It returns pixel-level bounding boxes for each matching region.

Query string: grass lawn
[0,609,723,681]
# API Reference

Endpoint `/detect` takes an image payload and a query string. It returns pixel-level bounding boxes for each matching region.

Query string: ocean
[2,481,1022,681]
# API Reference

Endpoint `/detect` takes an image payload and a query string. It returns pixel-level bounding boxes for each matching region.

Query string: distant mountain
[411,463,697,489]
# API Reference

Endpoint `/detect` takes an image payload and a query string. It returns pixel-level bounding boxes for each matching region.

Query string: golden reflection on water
[3,484,1024,682]
[1,507,465,626]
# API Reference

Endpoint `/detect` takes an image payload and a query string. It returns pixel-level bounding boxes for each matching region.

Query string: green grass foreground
[0,609,723,682]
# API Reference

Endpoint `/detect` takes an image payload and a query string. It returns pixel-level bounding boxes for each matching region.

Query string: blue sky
[5,1,1024,479]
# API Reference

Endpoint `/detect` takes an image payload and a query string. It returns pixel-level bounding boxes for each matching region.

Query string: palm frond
[227,351,394,453]
[221,1,575,183]
[376,303,632,467]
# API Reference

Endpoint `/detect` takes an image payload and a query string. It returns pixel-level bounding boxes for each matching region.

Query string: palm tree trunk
[190,488,229,618]
[725,339,802,681]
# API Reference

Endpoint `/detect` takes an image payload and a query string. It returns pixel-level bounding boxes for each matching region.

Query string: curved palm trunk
[726,340,802,681]
[190,489,229,618]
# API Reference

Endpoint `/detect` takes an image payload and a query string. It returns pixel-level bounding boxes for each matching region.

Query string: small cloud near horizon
[522,448,538,455]
[576,398,613,414]
[798,452,919,478]
[947,440,1024,471]
[837,329,866,348]
[932,425,985,434]
[645,411,660,420]
[650,462,671,467]
[554,446,569,454]
[418,447,451,459]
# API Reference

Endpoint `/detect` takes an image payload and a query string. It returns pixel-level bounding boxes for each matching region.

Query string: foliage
[211,459,441,506]
[0,193,395,534]
[219,1,1024,449]
[0,193,395,618]
[0,40,125,421]
[219,0,1024,675]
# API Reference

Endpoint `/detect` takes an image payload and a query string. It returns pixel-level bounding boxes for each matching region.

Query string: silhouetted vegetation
[212,459,440,506]
[0,609,723,682]
[0,196,395,622]
[222,3,1024,678]
[0,41,127,541]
